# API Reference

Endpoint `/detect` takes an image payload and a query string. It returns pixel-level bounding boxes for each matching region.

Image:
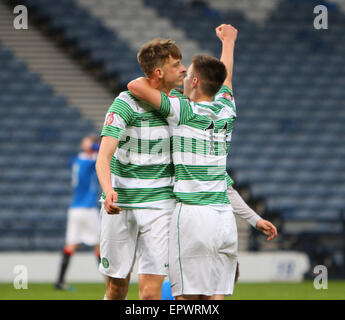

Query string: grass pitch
[0,281,344,300]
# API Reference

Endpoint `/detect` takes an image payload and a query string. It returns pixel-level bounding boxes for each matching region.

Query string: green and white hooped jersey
[161,86,236,205]
[101,91,175,209]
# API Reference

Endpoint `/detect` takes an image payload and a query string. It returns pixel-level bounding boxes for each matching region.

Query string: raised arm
[127,77,162,109]
[216,24,238,90]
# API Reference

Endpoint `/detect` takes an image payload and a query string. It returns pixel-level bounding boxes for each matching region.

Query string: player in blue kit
[55,135,102,290]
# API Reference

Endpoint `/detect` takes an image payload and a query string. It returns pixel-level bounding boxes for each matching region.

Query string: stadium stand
[20,0,138,89]
[75,0,211,69]
[0,0,344,277]
[0,0,114,129]
[0,42,95,250]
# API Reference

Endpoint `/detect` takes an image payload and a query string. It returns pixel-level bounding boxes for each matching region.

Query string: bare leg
[105,274,130,300]
[138,274,165,300]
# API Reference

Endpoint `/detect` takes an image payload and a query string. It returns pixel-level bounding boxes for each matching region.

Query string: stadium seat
[0,42,97,250]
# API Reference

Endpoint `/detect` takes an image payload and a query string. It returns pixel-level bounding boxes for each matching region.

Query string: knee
[139,283,161,300]
[106,277,128,300]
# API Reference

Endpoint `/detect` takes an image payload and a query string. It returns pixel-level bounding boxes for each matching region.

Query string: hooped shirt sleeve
[101,92,134,140]
[214,85,237,117]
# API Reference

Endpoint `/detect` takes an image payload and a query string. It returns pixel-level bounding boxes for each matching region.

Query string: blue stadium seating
[0,41,95,250]
[24,0,137,85]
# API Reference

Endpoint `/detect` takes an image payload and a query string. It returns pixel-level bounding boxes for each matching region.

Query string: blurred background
[0,0,344,285]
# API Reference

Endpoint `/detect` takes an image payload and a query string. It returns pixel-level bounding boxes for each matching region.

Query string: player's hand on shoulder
[256,219,278,241]
[104,190,121,214]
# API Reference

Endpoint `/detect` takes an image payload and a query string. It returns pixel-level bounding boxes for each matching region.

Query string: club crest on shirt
[105,112,115,126]
[222,92,233,101]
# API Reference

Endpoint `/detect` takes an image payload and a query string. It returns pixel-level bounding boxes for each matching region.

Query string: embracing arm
[127,77,162,109]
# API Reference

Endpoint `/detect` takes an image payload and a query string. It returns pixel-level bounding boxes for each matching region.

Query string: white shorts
[98,206,173,279]
[65,207,101,246]
[169,203,238,297]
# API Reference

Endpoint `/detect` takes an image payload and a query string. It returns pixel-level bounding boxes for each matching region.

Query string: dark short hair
[137,38,182,77]
[192,55,227,97]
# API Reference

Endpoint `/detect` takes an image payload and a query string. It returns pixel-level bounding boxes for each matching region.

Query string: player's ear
[192,76,199,88]
[154,68,164,79]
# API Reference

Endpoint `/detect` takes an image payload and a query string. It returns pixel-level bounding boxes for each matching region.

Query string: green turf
[228,281,345,300]
[0,281,344,300]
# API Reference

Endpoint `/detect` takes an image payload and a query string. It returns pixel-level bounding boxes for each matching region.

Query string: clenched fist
[216,24,238,42]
